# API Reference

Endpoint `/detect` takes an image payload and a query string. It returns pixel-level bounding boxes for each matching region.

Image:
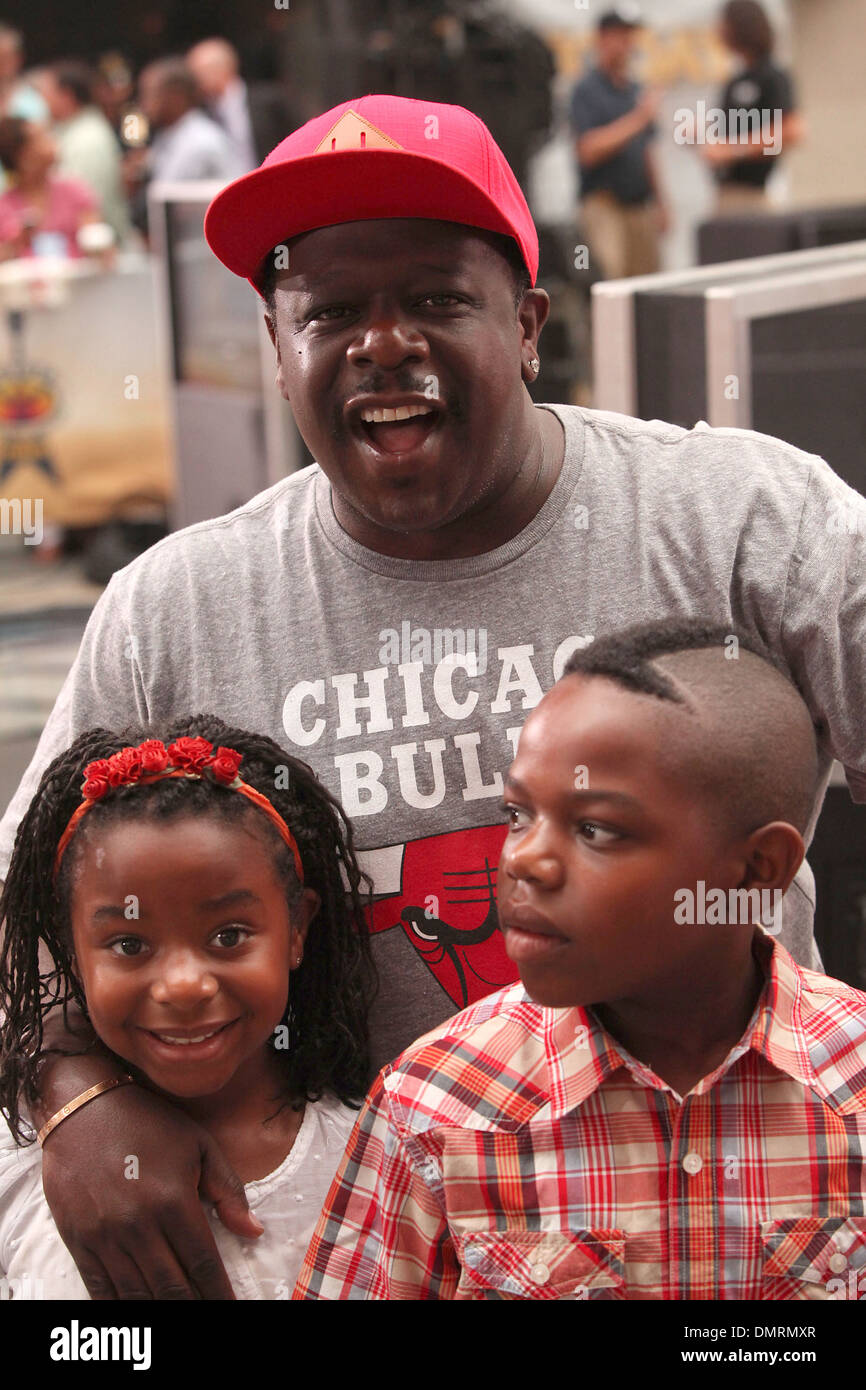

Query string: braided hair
[0,713,377,1143]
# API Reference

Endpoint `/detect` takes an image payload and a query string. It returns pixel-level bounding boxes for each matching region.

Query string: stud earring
[528,357,540,375]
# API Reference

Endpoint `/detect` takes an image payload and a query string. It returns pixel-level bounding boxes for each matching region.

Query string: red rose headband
[52,736,304,885]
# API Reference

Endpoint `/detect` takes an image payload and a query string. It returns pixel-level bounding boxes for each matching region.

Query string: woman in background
[0,116,105,260]
[706,0,805,213]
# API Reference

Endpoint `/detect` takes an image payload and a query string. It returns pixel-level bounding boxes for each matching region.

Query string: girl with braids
[0,713,376,1299]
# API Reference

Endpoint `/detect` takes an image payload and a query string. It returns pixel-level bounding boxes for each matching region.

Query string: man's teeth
[360,404,434,424]
[153,1028,223,1045]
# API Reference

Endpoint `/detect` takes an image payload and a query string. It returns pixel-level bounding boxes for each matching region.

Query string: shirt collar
[543,929,827,1118]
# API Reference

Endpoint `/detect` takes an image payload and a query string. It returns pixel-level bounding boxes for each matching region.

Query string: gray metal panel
[171,385,267,531]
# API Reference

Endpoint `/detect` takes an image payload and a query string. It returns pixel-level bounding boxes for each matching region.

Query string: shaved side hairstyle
[562,621,820,838]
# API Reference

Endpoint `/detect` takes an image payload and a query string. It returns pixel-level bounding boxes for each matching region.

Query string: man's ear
[518,287,550,384]
[264,308,286,394]
[518,286,550,352]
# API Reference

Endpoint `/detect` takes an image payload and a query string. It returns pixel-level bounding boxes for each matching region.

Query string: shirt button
[828,1252,847,1274]
[530,1262,550,1285]
[682,1151,703,1175]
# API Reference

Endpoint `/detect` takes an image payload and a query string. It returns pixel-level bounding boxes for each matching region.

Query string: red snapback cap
[204,93,539,295]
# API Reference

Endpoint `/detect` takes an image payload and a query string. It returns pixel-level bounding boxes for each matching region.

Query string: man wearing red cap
[3,94,864,1300]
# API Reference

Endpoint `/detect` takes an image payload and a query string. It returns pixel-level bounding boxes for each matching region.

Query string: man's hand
[41,1082,262,1300]
[635,88,661,127]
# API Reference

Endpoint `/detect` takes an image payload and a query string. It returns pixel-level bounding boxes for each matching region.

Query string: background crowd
[0,4,801,273]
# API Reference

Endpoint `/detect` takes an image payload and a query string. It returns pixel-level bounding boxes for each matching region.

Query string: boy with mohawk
[295,621,866,1301]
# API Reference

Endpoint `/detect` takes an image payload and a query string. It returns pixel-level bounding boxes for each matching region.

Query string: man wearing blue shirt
[569,6,668,280]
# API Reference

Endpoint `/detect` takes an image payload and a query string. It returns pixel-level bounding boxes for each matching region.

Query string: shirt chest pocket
[454,1229,626,1300]
[761,1217,866,1300]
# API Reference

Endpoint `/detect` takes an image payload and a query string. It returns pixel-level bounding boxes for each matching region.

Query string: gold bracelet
[37,1075,135,1147]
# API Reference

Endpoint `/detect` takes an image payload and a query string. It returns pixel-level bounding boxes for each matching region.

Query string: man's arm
[776,458,866,803]
[24,1003,260,1300]
[292,1069,458,1300]
[574,89,658,170]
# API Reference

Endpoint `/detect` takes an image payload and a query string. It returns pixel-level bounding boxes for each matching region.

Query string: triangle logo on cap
[314,109,405,154]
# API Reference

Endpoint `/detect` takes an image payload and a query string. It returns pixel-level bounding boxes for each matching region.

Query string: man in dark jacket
[187,36,297,169]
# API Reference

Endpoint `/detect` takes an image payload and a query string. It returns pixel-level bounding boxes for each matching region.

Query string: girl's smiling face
[67,813,318,1100]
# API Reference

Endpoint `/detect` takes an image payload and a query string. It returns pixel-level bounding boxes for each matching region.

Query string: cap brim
[204,149,536,292]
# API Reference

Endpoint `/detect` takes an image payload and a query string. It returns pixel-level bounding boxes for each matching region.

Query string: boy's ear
[739,821,805,897]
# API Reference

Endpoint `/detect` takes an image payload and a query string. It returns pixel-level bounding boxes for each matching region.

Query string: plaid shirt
[294,930,866,1300]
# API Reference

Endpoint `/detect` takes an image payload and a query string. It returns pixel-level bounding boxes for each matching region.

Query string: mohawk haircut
[562,620,820,839]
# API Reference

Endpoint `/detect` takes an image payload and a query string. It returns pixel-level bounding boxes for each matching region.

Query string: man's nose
[346,313,430,372]
[149,949,219,1009]
[502,821,566,891]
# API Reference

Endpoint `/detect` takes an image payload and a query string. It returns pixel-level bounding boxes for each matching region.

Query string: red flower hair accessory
[53,736,302,883]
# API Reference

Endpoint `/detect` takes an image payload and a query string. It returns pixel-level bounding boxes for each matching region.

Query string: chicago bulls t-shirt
[2,403,865,1071]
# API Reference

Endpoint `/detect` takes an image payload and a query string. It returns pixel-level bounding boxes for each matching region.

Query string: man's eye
[109,937,145,957]
[578,822,620,846]
[420,293,461,306]
[213,926,251,949]
[309,305,350,322]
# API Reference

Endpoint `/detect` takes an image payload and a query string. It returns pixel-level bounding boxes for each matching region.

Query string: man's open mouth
[353,400,442,456]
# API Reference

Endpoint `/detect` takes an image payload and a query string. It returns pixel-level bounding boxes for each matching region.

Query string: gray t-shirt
[3,404,865,1070]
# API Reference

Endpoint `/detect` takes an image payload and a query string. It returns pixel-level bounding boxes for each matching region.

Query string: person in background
[137,56,244,184]
[93,52,136,145]
[124,56,244,239]
[36,61,131,247]
[707,0,804,212]
[0,117,107,261]
[186,37,296,170]
[569,5,668,281]
[0,26,47,124]
[0,25,48,194]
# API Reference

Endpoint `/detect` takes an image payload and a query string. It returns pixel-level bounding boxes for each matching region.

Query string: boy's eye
[110,937,145,958]
[500,801,529,830]
[578,821,620,846]
[212,926,251,949]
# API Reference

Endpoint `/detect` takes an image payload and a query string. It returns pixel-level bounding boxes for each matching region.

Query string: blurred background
[1,0,864,983]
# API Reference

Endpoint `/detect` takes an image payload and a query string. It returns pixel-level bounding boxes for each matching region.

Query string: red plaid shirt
[294,930,866,1300]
